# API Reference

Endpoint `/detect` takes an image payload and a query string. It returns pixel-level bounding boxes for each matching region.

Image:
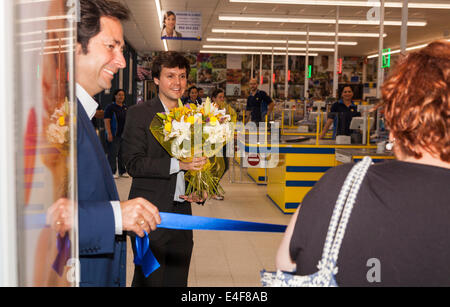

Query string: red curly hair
[380,40,450,162]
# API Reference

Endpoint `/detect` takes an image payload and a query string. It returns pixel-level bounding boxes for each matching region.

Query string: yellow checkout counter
[237,133,395,214]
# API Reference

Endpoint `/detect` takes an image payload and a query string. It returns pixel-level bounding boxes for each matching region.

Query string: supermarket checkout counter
[236,134,392,214]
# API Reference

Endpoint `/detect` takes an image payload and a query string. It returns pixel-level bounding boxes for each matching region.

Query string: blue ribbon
[52,232,71,276]
[134,212,287,277]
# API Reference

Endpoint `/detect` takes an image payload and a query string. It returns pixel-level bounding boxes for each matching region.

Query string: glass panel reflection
[16,0,77,286]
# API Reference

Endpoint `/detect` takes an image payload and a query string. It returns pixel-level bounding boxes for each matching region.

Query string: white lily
[169,116,191,144]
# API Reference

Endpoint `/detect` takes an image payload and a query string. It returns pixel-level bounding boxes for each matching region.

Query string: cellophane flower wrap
[150,97,236,199]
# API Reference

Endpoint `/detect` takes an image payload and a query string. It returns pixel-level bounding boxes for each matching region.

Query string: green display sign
[382,48,391,68]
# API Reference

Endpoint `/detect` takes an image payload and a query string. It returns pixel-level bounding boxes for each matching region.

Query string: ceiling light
[367,39,450,58]
[18,15,75,23]
[154,0,168,51]
[229,0,450,9]
[206,37,357,45]
[202,44,334,52]
[219,15,427,26]
[200,50,319,56]
[212,28,387,37]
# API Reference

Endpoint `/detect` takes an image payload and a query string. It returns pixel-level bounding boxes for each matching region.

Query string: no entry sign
[247,154,260,167]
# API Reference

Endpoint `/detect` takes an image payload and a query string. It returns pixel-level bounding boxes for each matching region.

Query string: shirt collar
[76,83,99,120]
[338,99,355,107]
[161,101,169,113]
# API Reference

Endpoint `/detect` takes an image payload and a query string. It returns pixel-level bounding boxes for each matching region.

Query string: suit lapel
[77,99,119,200]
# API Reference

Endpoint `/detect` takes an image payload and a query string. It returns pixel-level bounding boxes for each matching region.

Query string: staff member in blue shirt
[104,89,129,178]
[320,85,361,139]
[245,78,274,124]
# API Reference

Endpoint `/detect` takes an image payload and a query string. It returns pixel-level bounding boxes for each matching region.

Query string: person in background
[91,104,107,152]
[320,85,360,139]
[198,87,205,102]
[104,89,129,178]
[245,78,274,124]
[121,51,207,287]
[183,85,202,106]
[161,11,182,38]
[210,88,231,200]
[276,40,450,286]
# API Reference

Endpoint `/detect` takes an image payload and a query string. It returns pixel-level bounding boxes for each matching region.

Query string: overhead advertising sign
[161,11,202,41]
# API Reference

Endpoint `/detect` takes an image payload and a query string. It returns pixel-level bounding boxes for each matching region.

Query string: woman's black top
[290,160,450,286]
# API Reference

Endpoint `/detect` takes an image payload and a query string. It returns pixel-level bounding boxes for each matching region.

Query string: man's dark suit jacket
[77,99,126,287]
[121,97,179,234]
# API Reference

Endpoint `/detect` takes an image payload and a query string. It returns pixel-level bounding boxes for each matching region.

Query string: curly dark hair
[380,40,450,162]
[77,0,130,54]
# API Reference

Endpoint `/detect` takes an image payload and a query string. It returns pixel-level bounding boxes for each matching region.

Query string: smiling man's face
[154,66,187,105]
[76,16,126,96]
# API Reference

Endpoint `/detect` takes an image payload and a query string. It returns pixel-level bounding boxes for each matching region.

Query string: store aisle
[115,164,292,287]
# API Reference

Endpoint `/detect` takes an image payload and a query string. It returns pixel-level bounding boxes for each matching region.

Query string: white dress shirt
[161,99,186,202]
[76,83,123,235]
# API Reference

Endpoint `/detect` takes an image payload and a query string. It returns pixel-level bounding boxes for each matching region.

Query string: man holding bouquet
[121,51,207,287]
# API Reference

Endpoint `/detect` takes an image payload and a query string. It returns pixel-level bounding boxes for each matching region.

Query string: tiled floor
[115,163,292,287]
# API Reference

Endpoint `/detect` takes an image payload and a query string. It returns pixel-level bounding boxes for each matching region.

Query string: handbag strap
[317,156,372,273]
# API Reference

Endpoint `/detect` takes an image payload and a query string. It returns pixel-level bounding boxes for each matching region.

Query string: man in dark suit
[73,0,161,286]
[121,52,207,287]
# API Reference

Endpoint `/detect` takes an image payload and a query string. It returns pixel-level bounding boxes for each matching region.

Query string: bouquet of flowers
[150,97,236,199]
[45,98,70,145]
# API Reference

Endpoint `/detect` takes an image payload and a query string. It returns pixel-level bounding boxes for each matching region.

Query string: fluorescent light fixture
[367,39,450,58]
[154,0,168,51]
[228,0,450,9]
[202,44,334,52]
[154,0,163,26]
[18,28,74,37]
[18,15,75,23]
[219,15,426,26]
[212,28,387,37]
[207,37,357,45]
[200,50,318,56]
[19,37,72,46]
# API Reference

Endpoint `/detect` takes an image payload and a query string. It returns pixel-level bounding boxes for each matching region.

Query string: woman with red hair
[275,40,450,286]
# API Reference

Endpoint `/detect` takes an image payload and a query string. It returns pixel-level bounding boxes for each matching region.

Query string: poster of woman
[161,11,201,41]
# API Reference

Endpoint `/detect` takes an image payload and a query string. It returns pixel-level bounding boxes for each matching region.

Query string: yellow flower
[187,116,195,124]
[58,116,65,126]
[164,121,172,132]
[209,116,218,126]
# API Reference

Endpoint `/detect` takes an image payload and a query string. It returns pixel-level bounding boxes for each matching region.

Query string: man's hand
[46,198,74,236]
[107,134,113,142]
[180,191,208,203]
[120,198,161,237]
[179,156,208,171]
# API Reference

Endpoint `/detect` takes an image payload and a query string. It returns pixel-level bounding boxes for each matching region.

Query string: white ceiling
[120,0,450,57]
